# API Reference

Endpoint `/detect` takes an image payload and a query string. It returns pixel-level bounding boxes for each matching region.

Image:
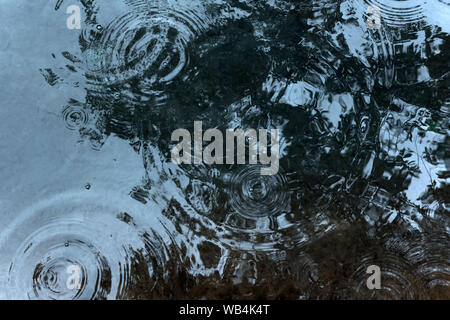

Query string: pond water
[0,0,448,299]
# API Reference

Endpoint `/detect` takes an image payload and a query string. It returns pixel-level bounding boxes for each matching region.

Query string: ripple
[347,232,450,299]
[361,0,426,27]
[28,0,450,298]
[62,105,89,130]
[0,192,173,299]
[157,156,340,254]
[280,253,319,297]
[85,5,210,86]
[226,166,290,219]
[351,253,418,299]
[391,234,450,294]
[358,0,450,30]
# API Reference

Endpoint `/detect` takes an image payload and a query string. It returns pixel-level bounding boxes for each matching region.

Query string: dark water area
[0,0,449,299]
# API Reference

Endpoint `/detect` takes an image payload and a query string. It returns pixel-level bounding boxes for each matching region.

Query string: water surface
[0,0,448,299]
